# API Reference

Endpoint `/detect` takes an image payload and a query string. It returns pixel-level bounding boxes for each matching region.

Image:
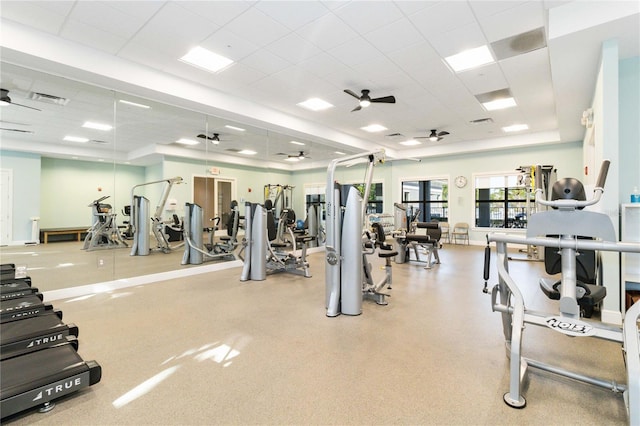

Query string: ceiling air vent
[490,27,546,61]
[90,139,109,144]
[28,92,70,106]
[225,148,241,153]
[469,118,494,125]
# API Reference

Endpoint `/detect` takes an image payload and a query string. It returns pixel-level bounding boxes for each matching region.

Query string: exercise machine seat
[539,237,606,318]
[371,223,398,258]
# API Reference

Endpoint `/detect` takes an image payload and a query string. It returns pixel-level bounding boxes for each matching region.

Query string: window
[401,179,448,222]
[353,182,383,214]
[475,174,529,228]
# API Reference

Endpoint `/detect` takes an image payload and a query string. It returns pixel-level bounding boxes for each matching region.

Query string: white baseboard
[601,309,622,325]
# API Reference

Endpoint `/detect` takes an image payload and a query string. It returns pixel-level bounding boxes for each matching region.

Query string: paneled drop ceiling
[0,1,638,169]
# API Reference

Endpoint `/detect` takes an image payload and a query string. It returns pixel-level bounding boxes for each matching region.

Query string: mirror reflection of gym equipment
[182,201,240,265]
[484,161,640,424]
[129,177,184,256]
[82,196,128,251]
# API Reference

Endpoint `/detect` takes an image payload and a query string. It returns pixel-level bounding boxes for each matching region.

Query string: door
[193,177,215,223]
[0,169,12,245]
[217,180,232,231]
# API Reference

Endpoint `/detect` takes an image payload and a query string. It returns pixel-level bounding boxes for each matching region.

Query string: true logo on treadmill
[27,334,63,348]
[32,378,82,401]
[544,316,596,336]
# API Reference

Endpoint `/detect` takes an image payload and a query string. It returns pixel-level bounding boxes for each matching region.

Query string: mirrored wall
[1,63,361,292]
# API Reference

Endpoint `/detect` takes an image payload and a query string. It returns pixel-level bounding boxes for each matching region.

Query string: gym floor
[2,243,629,425]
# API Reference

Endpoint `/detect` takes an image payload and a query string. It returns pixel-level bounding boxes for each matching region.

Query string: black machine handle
[595,160,610,189]
[482,239,491,294]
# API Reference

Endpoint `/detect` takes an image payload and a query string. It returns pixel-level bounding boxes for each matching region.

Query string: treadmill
[0,343,102,419]
[1,309,78,361]
[0,293,49,323]
[1,278,38,301]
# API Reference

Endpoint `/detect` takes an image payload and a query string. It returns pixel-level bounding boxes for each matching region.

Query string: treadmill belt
[0,344,101,418]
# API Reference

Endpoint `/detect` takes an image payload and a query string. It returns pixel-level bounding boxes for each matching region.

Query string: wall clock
[455,175,467,188]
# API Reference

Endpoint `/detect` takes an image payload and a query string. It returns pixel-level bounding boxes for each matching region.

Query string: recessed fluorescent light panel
[335,151,346,155]
[225,125,245,132]
[180,46,234,73]
[82,121,112,131]
[502,124,529,132]
[118,99,151,109]
[176,138,199,145]
[361,124,388,133]
[297,98,334,111]
[445,45,494,72]
[239,149,257,155]
[285,157,300,162]
[290,141,305,146]
[476,88,517,111]
[63,136,89,143]
[400,139,421,146]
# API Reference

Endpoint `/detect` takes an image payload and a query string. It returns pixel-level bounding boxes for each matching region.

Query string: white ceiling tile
[177,1,253,27]
[363,17,425,54]
[333,2,405,35]
[393,1,438,16]
[200,28,259,61]
[387,41,442,71]
[295,12,360,51]
[224,7,290,48]
[240,49,292,76]
[468,1,527,18]
[478,1,546,42]
[297,52,351,80]
[408,2,476,39]
[428,22,489,58]
[456,62,509,95]
[255,1,330,30]
[68,2,148,41]
[105,1,166,21]
[117,40,178,72]
[203,63,268,90]
[327,37,381,67]
[0,1,68,34]
[126,2,218,55]
[61,19,128,55]
[265,33,324,64]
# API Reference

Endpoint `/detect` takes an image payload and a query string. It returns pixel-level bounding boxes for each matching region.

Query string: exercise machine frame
[486,161,640,424]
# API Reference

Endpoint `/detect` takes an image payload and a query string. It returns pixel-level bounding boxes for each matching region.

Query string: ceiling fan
[196,132,224,144]
[416,129,450,142]
[277,151,310,161]
[0,127,34,133]
[0,89,42,111]
[344,89,395,112]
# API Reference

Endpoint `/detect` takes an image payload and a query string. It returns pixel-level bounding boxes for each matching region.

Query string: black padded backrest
[265,204,277,241]
[415,222,442,241]
[371,222,386,243]
[544,235,596,283]
[282,209,296,225]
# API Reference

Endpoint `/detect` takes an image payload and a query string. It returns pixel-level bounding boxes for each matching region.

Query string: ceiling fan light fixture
[359,99,371,108]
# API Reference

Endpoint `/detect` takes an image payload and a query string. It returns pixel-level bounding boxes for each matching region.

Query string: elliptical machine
[485,161,640,423]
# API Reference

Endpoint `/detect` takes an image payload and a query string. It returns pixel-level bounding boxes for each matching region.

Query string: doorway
[193,177,235,232]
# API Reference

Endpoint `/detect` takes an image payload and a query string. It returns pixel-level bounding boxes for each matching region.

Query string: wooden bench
[40,227,89,244]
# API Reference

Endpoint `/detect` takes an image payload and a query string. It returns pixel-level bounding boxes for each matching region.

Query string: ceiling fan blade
[438,131,450,137]
[11,102,42,111]
[196,134,208,139]
[344,89,361,100]
[351,105,362,112]
[436,137,443,142]
[1,127,34,133]
[370,95,396,104]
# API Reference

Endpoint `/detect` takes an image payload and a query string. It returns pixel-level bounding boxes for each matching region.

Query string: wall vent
[28,92,70,106]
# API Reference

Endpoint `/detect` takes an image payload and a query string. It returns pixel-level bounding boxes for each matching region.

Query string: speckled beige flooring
[2,245,629,425]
